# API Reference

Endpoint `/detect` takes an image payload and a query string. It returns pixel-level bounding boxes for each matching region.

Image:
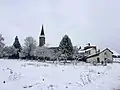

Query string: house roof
[83,46,96,50]
[100,48,113,54]
[111,50,120,56]
[86,48,113,59]
[78,50,85,53]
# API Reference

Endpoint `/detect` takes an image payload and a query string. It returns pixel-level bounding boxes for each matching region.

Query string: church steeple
[39,25,45,47]
[40,25,45,36]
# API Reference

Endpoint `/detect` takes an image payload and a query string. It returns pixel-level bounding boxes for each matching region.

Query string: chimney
[88,43,90,46]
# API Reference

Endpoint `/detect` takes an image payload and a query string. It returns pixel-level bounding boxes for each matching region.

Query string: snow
[0,59,120,90]
[111,50,120,56]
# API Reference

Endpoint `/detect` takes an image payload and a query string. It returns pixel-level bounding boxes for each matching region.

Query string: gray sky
[0,0,120,52]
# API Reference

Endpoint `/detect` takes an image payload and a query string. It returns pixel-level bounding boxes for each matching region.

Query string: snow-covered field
[0,59,120,90]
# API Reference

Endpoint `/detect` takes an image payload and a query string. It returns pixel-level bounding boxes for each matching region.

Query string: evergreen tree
[59,35,73,58]
[13,36,21,52]
[0,34,5,57]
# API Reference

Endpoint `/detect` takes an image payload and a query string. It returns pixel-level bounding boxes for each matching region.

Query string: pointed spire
[40,25,45,36]
[15,36,18,40]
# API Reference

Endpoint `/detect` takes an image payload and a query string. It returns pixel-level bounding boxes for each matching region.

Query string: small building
[86,48,113,64]
[79,43,97,57]
[84,45,97,56]
[78,43,113,64]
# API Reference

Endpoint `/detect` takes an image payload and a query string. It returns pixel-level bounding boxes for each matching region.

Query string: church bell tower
[39,25,45,47]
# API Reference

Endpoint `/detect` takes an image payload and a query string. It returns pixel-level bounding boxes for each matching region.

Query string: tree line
[0,34,84,62]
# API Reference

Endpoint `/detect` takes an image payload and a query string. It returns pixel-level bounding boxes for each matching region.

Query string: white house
[87,48,113,64]
[79,44,113,64]
[84,46,97,56]
[79,44,97,57]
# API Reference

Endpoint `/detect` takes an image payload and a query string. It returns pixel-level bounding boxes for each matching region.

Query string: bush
[38,57,44,60]
[67,56,74,60]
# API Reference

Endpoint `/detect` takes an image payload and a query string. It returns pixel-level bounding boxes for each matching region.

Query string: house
[87,48,113,64]
[79,43,97,56]
[84,45,97,56]
[79,43,113,64]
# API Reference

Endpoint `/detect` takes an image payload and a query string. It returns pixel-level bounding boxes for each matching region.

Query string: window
[85,50,91,55]
[97,57,100,63]
[104,52,107,55]
[89,51,91,55]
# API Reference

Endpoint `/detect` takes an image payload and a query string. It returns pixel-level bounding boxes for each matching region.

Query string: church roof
[48,47,59,50]
[40,25,45,36]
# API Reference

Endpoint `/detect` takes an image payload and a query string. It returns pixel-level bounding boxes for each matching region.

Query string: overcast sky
[0,0,120,52]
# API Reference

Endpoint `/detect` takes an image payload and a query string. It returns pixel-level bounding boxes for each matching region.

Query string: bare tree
[22,36,37,59]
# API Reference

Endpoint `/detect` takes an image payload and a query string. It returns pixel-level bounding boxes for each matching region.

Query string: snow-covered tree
[73,46,81,59]
[0,34,5,57]
[34,46,53,60]
[59,35,73,59]
[73,46,80,54]
[50,50,61,60]
[13,36,21,52]
[22,36,37,59]
[34,46,46,58]
[0,34,4,48]
[12,36,22,58]
[2,46,17,58]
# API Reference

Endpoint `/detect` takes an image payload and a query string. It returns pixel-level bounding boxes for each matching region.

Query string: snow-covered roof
[99,47,120,56]
[100,48,113,54]
[78,50,85,53]
[111,50,120,56]
[84,46,96,50]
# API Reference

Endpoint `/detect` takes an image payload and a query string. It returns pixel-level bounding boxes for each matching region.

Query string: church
[39,25,45,47]
[39,25,59,51]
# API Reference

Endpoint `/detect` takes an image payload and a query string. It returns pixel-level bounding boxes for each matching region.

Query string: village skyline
[1,0,120,53]
[1,24,119,53]
[0,1,120,90]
